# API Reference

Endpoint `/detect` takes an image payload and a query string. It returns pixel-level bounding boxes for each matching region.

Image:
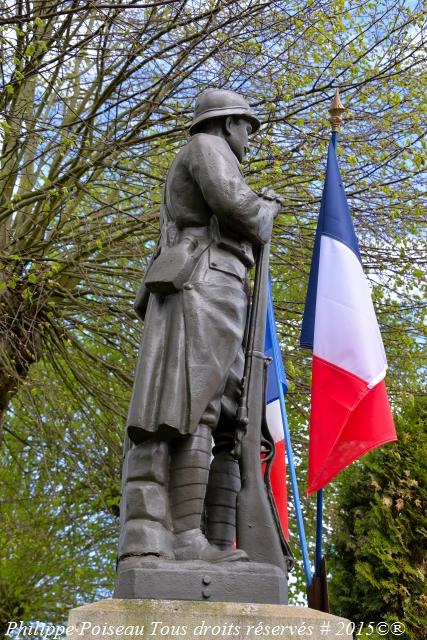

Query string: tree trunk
[0,288,43,441]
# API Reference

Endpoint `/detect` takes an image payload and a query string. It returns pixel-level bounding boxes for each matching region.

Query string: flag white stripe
[266,399,284,443]
[313,235,387,385]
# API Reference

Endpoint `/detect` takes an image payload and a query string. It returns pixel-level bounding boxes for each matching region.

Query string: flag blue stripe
[300,141,361,349]
[265,282,288,401]
[299,201,323,349]
[321,143,361,261]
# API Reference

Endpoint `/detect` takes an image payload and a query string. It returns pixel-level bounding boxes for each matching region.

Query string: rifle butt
[236,473,287,573]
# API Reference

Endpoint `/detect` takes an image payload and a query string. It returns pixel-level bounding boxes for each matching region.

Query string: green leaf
[22,287,33,302]
[25,43,36,57]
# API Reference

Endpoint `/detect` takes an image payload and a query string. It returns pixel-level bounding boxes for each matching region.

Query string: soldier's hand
[260,187,283,203]
[260,188,282,218]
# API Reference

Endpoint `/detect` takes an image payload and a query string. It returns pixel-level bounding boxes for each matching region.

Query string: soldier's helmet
[189,89,261,135]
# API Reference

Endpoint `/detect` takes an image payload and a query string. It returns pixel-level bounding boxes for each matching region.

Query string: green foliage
[0,452,117,631]
[0,0,425,622]
[327,400,427,638]
[0,353,123,629]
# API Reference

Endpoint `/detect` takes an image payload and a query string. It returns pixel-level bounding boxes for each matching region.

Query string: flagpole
[267,280,313,587]
[314,89,346,581]
[329,88,345,148]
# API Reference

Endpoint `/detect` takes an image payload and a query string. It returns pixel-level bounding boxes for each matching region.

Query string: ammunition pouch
[135,209,254,308]
[143,235,207,296]
[209,214,254,267]
[217,237,254,267]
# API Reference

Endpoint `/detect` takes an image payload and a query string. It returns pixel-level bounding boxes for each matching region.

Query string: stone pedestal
[114,557,288,604]
[67,599,351,639]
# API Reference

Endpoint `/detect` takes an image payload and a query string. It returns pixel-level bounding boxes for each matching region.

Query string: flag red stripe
[270,439,289,540]
[308,356,397,494]
[262,438,289,540]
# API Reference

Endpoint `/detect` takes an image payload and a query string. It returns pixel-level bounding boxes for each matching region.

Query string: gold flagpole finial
[329,88,345,133]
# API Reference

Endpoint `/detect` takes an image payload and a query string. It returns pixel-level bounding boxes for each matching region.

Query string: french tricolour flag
[264,293,289,540]
[301,141,397,495]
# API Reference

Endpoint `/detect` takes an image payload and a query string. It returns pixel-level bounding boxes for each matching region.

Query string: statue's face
[225,117,252,162]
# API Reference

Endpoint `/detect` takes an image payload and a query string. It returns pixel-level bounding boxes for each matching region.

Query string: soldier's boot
[169,424,247,562]
[204,448,241,549]
[118,440,174,561]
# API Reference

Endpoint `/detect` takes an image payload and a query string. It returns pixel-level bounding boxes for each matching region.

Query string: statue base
[67,599,350,639]
[114,557,288,604]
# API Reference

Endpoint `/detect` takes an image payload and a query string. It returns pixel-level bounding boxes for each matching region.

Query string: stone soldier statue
[116,89,283,594]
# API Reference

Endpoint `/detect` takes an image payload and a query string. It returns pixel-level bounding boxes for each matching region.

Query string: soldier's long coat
[127,133,275,442]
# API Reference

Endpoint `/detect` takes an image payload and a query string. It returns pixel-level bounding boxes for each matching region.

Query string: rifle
[233,241,293,573]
